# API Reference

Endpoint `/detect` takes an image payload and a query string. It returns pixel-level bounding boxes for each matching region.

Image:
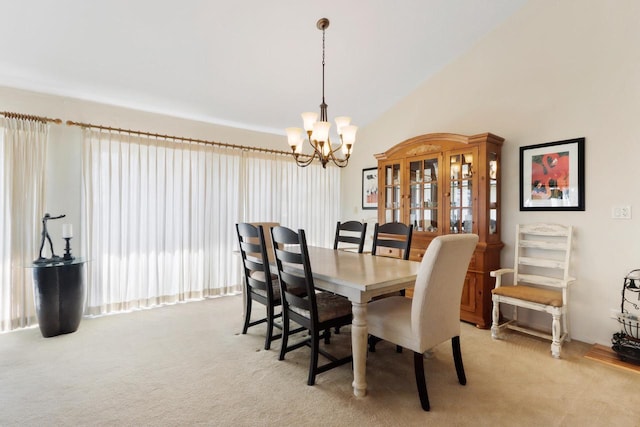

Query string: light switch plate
[612,206,632,219]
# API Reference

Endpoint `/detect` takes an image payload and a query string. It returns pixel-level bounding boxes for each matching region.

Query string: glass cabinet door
[489,151,499,235]
[448,151,476,234]
[408,157,439,232]
[383,163,401,223]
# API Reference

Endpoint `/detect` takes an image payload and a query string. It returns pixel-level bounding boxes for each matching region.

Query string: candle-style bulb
[62,224,73,239]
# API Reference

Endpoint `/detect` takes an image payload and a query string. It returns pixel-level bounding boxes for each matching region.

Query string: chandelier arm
[294,150,318,167]
[330,155,350,168]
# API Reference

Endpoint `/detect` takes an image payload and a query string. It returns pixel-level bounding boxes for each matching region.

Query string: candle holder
[63,237,75,261]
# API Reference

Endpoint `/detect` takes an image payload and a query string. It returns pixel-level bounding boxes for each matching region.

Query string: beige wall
[342,0,640,345]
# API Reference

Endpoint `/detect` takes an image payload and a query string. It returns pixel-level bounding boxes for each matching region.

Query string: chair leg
[396,345,403,353]
[491,297,500,339]
[264,304,274,350]
[279,312,290,361]
[413,352,430,411]
[308,332,320,386]
[551,311,562,359]
[324,329,331,345]
[242,295,252,335]
[451,336,466,385]
[368,335,381,352]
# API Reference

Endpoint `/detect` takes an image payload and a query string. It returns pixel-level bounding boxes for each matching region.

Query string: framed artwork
[520,137,585,211]
[362,167,378,210]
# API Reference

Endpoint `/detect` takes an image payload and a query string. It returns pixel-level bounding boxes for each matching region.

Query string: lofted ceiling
[0,0,526,134]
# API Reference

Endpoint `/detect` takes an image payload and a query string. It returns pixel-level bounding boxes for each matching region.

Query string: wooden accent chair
[366,234,479,411]
[271,226,353,386]
[491,223,575,359]
[333,220,367,253]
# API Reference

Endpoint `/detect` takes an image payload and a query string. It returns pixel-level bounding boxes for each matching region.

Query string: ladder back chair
[333,220,367,253]
[372,222,413,260]
[236,223,283,350]
[366,234,479,411]
[491,223,575,358]
[271,226,353,386]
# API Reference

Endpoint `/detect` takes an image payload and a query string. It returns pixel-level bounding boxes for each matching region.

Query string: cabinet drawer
[377,247,403,258]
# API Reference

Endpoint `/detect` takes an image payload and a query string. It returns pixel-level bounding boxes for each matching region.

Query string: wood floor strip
[584,343,640,374]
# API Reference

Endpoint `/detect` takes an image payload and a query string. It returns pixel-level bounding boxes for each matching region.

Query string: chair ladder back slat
[517,273,566,288]
[519,239,568,251]
[518,256,567,270]
[519,223,572,237]
[247,276,269,291]
[243,258,264,273]
[338,235,364,245]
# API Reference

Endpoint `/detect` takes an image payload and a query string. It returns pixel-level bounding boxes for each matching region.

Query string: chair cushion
[290,292,352,323]
[366,296,419,352]
[492,285,563,307]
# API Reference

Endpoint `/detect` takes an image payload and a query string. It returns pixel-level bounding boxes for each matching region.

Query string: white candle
[62,223,73,238]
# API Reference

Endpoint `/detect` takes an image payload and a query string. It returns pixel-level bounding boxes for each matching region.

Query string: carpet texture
[1,295,639,426]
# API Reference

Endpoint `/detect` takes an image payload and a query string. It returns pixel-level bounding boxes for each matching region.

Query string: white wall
[342,0,640,346]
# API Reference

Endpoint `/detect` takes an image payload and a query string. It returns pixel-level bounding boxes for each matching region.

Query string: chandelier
[285,18,357,168]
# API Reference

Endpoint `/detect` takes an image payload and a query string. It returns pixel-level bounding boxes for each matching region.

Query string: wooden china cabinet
[374,132,504,328]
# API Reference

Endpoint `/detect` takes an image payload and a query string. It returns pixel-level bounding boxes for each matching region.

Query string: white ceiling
[0,0,526,134]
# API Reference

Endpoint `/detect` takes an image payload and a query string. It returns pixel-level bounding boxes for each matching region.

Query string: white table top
[303,246,420,302]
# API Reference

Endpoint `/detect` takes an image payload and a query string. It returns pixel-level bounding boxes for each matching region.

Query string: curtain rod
[1,111,62,124]
[66,120,307,158]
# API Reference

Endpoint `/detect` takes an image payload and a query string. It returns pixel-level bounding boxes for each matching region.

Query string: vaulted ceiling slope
[0,0,526,134]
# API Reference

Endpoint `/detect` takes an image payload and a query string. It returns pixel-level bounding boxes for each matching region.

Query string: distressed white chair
[491,223,575,358]
[366,234,478,411]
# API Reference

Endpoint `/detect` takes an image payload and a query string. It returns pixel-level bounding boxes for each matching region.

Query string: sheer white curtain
[242,152,340,247]
[82,130,242,315]
[0,118,48,332]
[82,129,340,316]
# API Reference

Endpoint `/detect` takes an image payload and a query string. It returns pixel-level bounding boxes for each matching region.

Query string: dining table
[296,246,420,397]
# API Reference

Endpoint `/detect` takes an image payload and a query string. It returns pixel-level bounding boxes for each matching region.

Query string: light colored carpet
[1,295,639,426]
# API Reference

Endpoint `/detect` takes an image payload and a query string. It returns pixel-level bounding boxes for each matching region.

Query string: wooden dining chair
[333,220,367,253]
[366,234,479,411]
[236,223,283,350]
[271,225,353,386]
[372,222,413,260]
[236,223,304,350]
[370,221,414,339]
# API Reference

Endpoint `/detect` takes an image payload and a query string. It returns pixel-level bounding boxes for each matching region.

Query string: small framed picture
[520,137,585,211]
[362,167,378,210]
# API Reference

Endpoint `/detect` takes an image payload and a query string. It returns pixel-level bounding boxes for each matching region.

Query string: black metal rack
[612,269,640,364]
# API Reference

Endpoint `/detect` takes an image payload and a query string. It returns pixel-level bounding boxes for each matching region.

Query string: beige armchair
[366,234,478,411]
